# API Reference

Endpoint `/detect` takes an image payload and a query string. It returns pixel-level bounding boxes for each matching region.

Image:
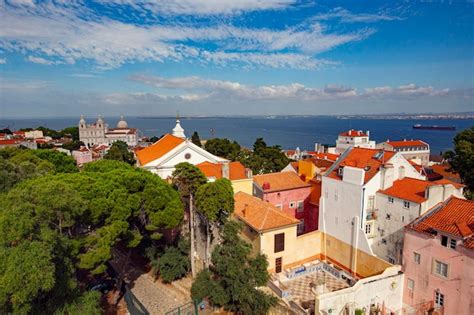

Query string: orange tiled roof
[0,139,18,145]
[379,177,464,203]
[327,148,396,184]
[197,161,248,180]
[135,134,184,165]
[254,171,310,192]
[234,192,299,232]
[386,139,428,148]
[408,197,474,249]
[431,164,461,181]
[379,178,432,203]
[339,129,368,137]
[304,157,334,169]
[313,152,339,162]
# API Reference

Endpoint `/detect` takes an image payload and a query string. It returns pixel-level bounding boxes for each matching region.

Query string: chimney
[263,182,271,190]
[222,162,230,179]
[366,130,370,137]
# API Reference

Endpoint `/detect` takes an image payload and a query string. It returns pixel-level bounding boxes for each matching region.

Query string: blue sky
[0,0,473,117]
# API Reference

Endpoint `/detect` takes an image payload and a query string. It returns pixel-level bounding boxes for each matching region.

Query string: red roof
[386,139,428,148]
[234,192,300,232]
[408,197,474,249]
[197,161,248,180]
[254,172,310,192]
[339,129,368,137]
[135,134,184,165]
[13,131,25,135]
[313,152,339,161]
[328,148,396,184]
[379,177,464,203]
[0,139,18,145]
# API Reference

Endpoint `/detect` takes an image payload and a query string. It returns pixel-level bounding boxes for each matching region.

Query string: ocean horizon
[1,116,472,155]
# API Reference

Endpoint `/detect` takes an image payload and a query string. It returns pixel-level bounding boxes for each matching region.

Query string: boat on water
[413,124,456,131]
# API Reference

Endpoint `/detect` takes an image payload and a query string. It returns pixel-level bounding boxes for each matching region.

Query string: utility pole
[190,193,196,277]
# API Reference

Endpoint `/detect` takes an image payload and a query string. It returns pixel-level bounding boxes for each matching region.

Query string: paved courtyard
[285,271,349,302]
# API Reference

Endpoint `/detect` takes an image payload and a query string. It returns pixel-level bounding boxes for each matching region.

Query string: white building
[377,139,430,166]
[136,120,227,179]
[24,130,44,139]
[319,147,425,256]
[335,130,375,154]
[79,115,138,147]
[371,177,464,264]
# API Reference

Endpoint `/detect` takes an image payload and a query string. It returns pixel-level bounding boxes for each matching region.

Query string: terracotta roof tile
[234,192,299,232]
[339,129,368,137]
[386,139,428,148]
[135,134,184,166]
[254,172,310,192]
[408,197,474,249]
[327,148,396,184]
[0,139,18,145]
[379,177,464,203]
[431,164,461,181]
[197,161,248,180]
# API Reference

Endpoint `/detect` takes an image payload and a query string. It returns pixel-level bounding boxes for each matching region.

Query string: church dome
[117,115,128,128]
[172,119,186,139]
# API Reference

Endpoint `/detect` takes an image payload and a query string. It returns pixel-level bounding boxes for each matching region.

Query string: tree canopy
[237,138,289,174]
[444,126,474,199]
[0,147,77,192]
[195,178,234,224]
[204,138,241,160]
[172,162,208,199]
[0,159,183,313]
[191,131,202,147]
[191,221,276,314]
[104,140,136,165]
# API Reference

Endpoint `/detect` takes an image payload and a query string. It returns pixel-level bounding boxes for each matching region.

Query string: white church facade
[135,119,228,179]
[79,115,139,147]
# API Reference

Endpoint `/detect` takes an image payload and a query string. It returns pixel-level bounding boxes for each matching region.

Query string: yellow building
[197,161,253,195]
[233,192,403,314]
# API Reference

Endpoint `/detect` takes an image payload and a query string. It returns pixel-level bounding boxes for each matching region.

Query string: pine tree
[191,131,202,147]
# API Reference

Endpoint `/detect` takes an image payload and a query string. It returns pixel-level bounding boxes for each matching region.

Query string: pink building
[72,146,93,165]
[253,172,317,234]
[402,197,474,315]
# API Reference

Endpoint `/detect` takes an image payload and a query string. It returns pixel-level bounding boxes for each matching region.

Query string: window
[297,201,304,212]
[434,260,448,278]
[297,220,305,235]
[367,196,375,210]
[274,233,285,253]
[388,197,394,204]
[407,279,415,290]
[413,252,421,264]
[398,166,405,178]
[450,239,456,249]
[275,257,282,273]
[365,221,374,237]
[388,257,395,264]
[403,201,410,209]
[441,235,448,247]
[289,202,296,208]
[435,291,444,307]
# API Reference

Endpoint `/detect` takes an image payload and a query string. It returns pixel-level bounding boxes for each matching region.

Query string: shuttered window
[274,233,285,253]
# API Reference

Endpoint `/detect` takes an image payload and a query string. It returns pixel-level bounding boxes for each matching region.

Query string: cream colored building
[233,192,404,314]
[79,115,138,147]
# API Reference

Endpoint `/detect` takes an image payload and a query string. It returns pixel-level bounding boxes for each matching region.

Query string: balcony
[366,210,378,221]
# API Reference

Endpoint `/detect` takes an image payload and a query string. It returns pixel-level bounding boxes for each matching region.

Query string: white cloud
[0,58,6,64]
[26,56,59,65]
[314,7,402,23]
[0,1,379,69]
[129,75,459,103]
[97,0,296,15]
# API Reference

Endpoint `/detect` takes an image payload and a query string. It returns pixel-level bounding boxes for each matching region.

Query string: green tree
[253,137,267,153]
[191,131,202,147]
[237,138,289,174]
[62,140,85,151]
[158,246,190,283]
[104,140,136,165]
[172,163,208,276]
[150,135,161,143]
[0,128,12,134]
[204,138,241,159]
[0,160,184,313]
[33,149,78,173]
[191,221,276,314]
[444,126,474,199]
[196,179,234,267]
[60,126,80,141]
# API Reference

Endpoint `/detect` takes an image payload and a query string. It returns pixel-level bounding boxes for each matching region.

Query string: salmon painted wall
[402,230,474,315]
[262,186,318,233]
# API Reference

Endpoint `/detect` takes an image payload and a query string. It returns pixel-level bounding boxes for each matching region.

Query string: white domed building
[79,115,138,147]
